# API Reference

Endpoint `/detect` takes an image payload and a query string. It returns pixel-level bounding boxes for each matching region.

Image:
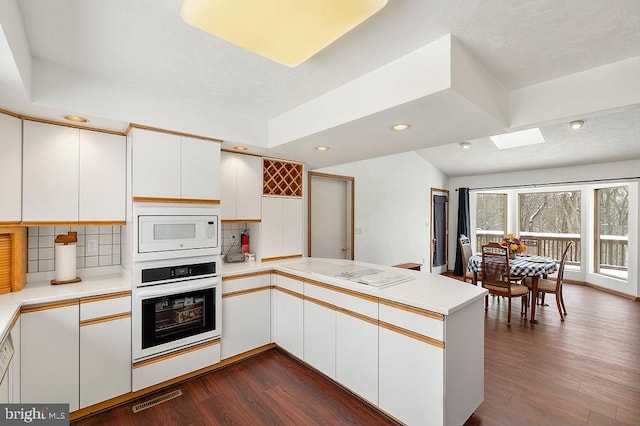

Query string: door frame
[430,187,449,273]
[308,171,355,260]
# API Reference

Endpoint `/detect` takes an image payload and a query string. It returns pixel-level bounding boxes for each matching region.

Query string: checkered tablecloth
[468,254,557,277]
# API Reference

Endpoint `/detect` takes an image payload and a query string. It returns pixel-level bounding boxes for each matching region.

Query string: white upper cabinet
[132,129,181,199]
[22,121,126,223]
[23,121,80,223]
[79,130,126,221]
[131,129,220,201]
[261,196,303,260]
[221,151,262,221]
[0,113,22,222]
[181,136,220,201]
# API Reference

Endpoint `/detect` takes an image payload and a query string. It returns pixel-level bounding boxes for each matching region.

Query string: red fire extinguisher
[241,231,249,253]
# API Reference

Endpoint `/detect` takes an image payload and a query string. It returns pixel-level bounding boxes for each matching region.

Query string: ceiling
[2,0,640,176]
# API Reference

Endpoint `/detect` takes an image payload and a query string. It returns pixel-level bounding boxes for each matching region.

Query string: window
[595,186,628,279]
[518,191,581,264]
[475,193,506,251]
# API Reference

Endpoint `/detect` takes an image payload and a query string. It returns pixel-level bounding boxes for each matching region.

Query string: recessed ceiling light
[460,142,472,149]
[180,0,388,67]
[391,124,410,131]
[233,146,247,151]
[490,128,545,150]
[569,120,584,130]
[64,115,88,123]
[315,146,330,151]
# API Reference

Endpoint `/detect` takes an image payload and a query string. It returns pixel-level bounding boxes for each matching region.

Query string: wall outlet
[355,227,362,235]
[86,235,99,256]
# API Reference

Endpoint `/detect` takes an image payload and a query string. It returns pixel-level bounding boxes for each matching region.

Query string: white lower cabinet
[335,312,379,405]
[79,294,131,409]
[302,299,336,379]
[379,327,444,425]
[221,272,272,360]
[21,301,80,412]
[273,274,303,359]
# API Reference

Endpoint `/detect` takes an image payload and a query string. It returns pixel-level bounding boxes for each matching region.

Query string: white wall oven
[132,255,221,361]
[134,204,220,261]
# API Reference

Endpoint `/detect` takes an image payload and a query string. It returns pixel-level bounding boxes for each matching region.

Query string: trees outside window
[595,186,628,279]
[518,191,581,263]
[475,193,506,251]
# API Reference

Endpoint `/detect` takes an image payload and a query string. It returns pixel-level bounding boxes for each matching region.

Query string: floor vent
[132,389,182,413]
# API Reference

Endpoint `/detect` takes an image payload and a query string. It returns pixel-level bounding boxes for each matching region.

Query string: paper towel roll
[55,244,77,282]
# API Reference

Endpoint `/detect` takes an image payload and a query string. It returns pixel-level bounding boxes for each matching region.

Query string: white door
[309,173,353,259]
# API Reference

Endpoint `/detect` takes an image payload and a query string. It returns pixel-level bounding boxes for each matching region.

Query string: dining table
[467,254,558,323]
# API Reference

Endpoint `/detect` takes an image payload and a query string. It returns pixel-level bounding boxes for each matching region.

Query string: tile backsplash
[27,225,121,273]
[222,223,249,257]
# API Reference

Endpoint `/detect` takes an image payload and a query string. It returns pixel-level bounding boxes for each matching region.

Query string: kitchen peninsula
[0,258,486,426]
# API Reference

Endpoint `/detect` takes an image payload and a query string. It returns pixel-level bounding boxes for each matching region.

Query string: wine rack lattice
[263,159,303,196]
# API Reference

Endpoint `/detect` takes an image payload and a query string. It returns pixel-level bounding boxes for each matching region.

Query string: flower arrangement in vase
[500,233,526,259]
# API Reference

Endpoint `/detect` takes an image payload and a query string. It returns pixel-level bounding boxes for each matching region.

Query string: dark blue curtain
[432,195,448,267]
[454,188,471,276]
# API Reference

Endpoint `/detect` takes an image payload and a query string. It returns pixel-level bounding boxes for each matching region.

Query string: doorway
[308,172,354,260]
[431,188,449,273]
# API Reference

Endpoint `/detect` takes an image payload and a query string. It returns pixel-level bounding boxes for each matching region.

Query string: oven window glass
[141,287,215,350]
[153,223,196,240]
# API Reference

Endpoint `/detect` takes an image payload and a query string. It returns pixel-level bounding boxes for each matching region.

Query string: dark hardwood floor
[73,283,640,426]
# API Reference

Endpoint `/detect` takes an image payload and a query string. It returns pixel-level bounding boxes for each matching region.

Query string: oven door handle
[136,279,220,299]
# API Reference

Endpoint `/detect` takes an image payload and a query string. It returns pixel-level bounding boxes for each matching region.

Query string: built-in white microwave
[135,205,220,261]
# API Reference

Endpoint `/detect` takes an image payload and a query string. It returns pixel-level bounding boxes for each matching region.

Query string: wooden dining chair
[521,238,540,256]
[481,242,528,325]
[459,235,475,284]
[525,242,573,321]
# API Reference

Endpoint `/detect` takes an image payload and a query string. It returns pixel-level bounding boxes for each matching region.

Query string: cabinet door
[132,129,181,199]
[379,327,444,425]
[79,130,126,222]
[0,113,22,222]
[222,289,271,359]
[21,303,80,412]
[235,154,262,220]
[220,151,237,220]
[80,316,131,408]
[336,312,378,405]
[181,136,220,201]
[273,276,303,359]
[303,300,336,379]
[261,197,283,259]
[22,121,79,222]
[282,197,303,256]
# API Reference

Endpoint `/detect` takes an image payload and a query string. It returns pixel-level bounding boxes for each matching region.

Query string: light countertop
[0,272,130,340]
[223,257,487,316]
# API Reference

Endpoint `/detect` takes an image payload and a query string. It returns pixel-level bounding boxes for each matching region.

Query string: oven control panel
[142,261,216,284]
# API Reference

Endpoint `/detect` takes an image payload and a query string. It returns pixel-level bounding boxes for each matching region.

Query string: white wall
[314,151,447,267]
[448,159,640,297]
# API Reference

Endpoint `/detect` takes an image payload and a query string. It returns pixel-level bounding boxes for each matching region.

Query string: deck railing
[474,231,628,271]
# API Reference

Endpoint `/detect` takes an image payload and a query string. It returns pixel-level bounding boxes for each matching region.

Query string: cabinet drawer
[274,273,303,294]
[222,272,272,294]
[304,280,378,320]
[379,301,444,342]
[80,293,131,321]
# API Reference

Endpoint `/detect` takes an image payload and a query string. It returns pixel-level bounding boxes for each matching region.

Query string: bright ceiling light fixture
[490,128,545,150]
[460,142,472,149]
[180,0,388,67]
[233,146,247,151]
[569,120,585,130]
[315,146,330,151]
[391,124,410,131]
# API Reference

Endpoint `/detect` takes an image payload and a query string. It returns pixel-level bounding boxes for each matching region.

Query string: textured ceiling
[17,0,640,119]
[7,0,640,175]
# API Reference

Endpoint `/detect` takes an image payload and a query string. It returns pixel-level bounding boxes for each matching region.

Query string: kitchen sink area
[284,260,415,289]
